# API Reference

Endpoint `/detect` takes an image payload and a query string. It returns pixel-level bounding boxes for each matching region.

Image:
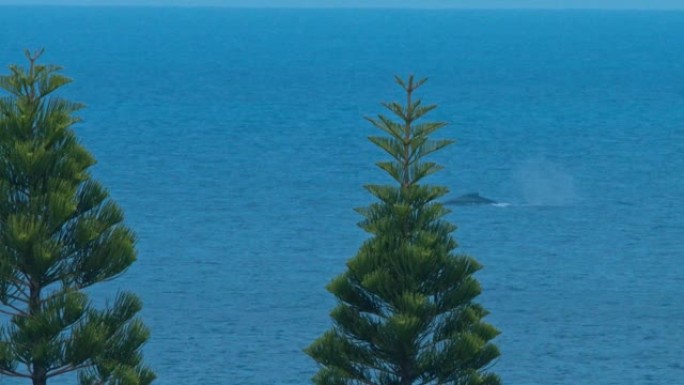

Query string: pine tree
[306,76,501,385]
[0,50,155,385]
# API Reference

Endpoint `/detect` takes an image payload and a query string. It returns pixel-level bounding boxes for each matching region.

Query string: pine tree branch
[6,276,30,291]
[0,307,22,317]
[362,358,396,379]
[0,282,30,307]
[0,297,28,316]
[47,361,89,377]
[0,368,31,378]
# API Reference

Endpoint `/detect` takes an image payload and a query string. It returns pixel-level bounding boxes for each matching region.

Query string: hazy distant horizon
[1,0,684,9]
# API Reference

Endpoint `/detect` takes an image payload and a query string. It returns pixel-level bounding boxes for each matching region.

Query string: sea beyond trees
[306,75,501,385]
[0,50,154,385]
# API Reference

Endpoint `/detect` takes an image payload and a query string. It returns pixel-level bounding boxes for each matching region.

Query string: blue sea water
[2,6,684,385]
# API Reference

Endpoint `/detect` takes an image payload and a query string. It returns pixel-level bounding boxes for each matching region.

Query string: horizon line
[1,4,684,10]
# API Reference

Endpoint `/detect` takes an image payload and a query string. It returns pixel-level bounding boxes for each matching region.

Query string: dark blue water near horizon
[2,7,684,385]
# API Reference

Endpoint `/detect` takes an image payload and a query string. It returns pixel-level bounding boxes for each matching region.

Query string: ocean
[1,6,684,384]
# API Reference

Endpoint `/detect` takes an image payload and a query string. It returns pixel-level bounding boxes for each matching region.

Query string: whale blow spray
[514,157,577,206]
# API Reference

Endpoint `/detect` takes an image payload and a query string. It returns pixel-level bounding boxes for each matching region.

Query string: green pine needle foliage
[306,75,501,385]
[0,50,154,385]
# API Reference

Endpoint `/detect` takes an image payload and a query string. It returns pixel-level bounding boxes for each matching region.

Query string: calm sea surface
[1,7,684,385]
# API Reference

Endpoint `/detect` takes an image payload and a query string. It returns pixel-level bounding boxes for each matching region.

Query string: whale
[445,192,497,206]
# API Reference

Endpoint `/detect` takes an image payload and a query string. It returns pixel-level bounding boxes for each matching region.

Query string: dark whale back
[445,192,497,206]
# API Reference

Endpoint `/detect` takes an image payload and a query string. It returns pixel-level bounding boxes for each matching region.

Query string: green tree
[306,76,501,385]
[0,50,155,385]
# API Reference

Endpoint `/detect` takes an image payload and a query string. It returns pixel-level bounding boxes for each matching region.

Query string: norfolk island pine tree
[306,75,501,385]
[0,50,155,385]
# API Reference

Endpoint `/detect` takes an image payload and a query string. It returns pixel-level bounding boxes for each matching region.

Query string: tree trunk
[30,280,47,385]
[400,360,414,385]
[32,370,47,385]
